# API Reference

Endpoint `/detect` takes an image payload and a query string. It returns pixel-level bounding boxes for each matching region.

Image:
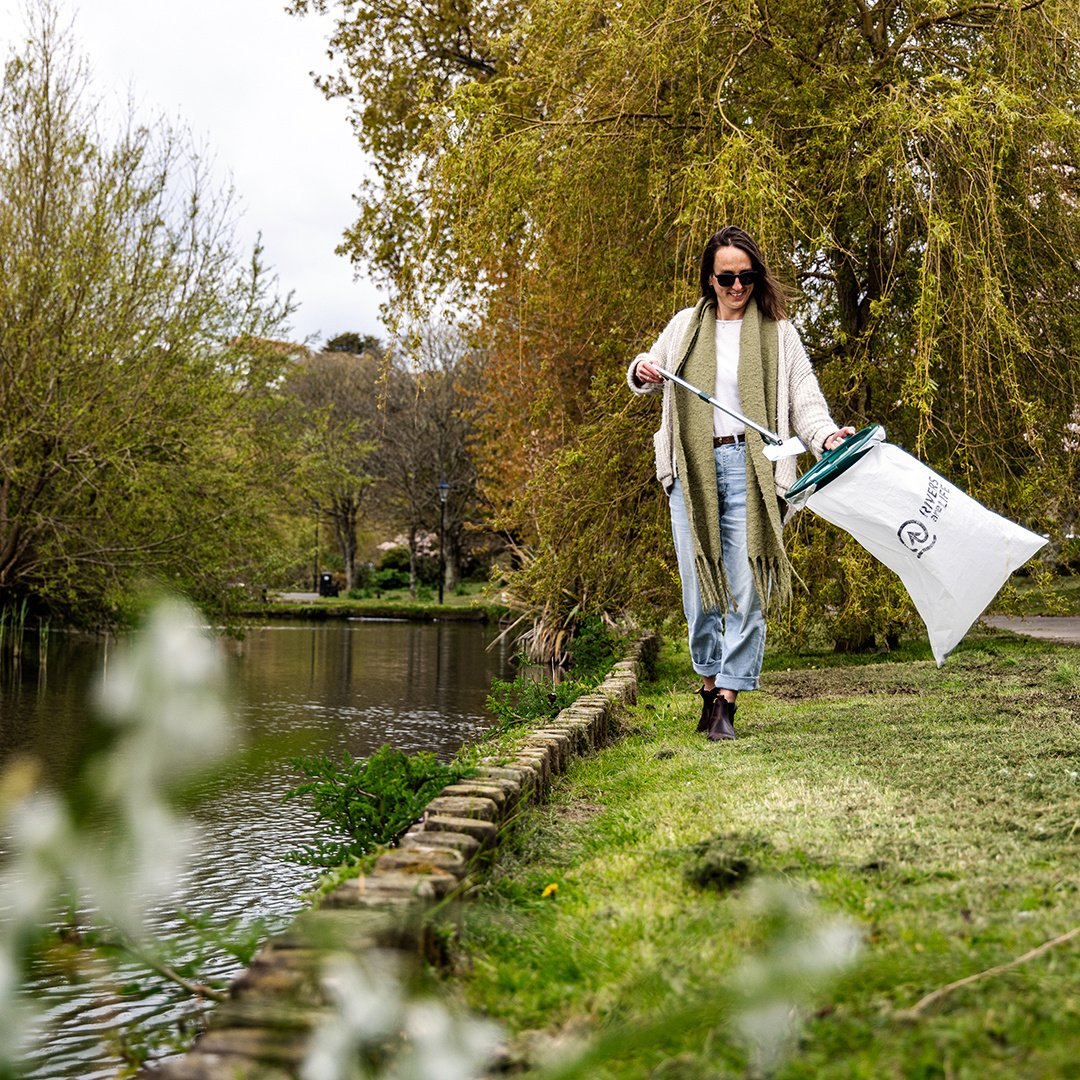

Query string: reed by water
[0,600,50,670]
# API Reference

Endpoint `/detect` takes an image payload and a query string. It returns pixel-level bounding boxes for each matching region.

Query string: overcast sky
[0,0,386,348]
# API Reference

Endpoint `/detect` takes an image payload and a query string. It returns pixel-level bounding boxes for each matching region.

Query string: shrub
[377,546,411,573]
[373,567,410,591]
[376,545,440,586]
[284,745,472,867]
[567,615,622,677]
[485,617,624,732]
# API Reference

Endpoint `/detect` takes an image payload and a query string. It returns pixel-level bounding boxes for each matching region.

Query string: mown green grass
[440,632,1080,1078]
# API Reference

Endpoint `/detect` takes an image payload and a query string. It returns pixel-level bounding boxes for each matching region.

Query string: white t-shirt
[713,318,744,439]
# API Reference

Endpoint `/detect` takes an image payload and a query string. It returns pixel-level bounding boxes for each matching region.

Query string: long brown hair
[699,226,788,321]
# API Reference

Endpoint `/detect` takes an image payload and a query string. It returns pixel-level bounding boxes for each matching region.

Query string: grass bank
[440,630,1080,1078]
[239,583,508,622]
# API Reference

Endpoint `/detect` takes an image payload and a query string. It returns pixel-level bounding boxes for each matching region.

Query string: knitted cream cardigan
[626,306,839,499]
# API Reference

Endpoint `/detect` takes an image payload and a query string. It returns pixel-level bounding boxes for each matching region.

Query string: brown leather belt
[713,434,746,446]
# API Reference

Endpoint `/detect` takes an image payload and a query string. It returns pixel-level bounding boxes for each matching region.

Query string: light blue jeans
[668,444,765,691]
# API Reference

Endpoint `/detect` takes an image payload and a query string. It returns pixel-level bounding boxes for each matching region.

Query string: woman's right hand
[635,359,664,384]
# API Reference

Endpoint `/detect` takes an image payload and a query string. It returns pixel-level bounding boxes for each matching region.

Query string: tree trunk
[407,525,419,598]
[445,528,461,592]
[330,496,360,591]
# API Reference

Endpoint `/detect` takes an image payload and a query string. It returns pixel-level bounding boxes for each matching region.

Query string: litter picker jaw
[655,367,807,460]
[761,438,808,461]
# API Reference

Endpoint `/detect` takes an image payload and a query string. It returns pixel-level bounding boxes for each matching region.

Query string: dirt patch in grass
[764,641,1080,708]
[551,800,606,823]
[766,668,938,700]
[679,832,775,892]
[766,672,926,699]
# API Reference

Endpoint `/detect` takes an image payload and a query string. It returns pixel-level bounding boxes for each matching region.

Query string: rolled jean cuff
[693,668,760,692]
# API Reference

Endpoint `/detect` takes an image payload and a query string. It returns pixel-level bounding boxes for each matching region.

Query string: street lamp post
[312,500,320,594]
[437,480,450,605]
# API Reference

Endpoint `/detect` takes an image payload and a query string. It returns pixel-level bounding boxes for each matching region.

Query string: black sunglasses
[712,269,760,287]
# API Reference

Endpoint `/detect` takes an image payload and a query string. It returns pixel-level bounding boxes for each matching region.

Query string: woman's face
[710,244,755,321]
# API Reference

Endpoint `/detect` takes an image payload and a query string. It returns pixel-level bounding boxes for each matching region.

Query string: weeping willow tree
[298,0,1080,653]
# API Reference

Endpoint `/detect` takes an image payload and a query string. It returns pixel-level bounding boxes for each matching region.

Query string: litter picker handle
[654,367,783,445]
[653,367,808,461]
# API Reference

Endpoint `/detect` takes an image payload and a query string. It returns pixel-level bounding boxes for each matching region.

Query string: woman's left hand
[823,427,857,451]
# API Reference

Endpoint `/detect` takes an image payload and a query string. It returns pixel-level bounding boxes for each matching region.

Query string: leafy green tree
[0,6,294,623]
[285,0,523,320]
[297,0,1080,652]
[284,349,381,590]
[324,331,382,356]
[282,324,486,596]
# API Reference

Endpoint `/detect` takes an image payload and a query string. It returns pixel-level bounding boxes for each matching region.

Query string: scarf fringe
[695,552,729,616]
[750,555,792,615]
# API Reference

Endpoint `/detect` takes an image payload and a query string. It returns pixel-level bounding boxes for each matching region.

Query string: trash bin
[319,572,339,598]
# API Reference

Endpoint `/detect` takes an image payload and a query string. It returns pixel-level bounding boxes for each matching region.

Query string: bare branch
[899,925,1080,1018]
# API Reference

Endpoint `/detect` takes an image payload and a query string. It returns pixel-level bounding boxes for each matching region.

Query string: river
[0,616,514,1078]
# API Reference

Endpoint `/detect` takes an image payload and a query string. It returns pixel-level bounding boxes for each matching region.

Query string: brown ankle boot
[706,696,736,741]
[696,686,720,732]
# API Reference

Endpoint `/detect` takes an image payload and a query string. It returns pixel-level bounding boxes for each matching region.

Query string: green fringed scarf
[672,298,792,614]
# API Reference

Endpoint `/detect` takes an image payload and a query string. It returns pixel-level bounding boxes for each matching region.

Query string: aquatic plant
[285,746,473,867]
[485,616,625,733]
[0,600,29,665]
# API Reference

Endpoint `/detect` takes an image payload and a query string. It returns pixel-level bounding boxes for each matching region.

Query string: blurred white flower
[398,998,502,1080]
[0,949,33,1069]
[3,791,72,925]
[727,879,862,1074]
[96,596,231,773]
[0,595,235,1066]
[90,598,233,936]
[303,953,502,1080]
[732,999,800,1074]
[303,953,406,1080]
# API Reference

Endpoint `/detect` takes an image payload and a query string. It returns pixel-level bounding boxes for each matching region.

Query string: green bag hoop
[782,424,887,508]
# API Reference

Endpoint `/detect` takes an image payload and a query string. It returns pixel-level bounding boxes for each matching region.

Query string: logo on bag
[897,519,937,558]
[897,474,949,558]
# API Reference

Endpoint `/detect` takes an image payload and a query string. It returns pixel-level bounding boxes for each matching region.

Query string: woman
[628,226,853,741]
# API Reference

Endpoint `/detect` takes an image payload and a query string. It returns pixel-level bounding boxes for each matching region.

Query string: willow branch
[502,111,693,130]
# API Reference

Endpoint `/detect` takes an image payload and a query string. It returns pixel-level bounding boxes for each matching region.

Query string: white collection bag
[790,440,1047,665]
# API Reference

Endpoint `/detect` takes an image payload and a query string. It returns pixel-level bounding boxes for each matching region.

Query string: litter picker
[655,367,807,461]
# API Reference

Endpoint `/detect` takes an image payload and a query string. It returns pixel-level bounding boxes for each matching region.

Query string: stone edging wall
[145,631,658,1080]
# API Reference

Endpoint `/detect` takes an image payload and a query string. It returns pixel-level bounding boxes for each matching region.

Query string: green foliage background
[0,12,294,624]
[8,1,1079,642]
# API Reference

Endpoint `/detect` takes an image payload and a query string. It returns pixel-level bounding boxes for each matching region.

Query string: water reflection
[230,619,508,758]
[1,617,513,1078]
